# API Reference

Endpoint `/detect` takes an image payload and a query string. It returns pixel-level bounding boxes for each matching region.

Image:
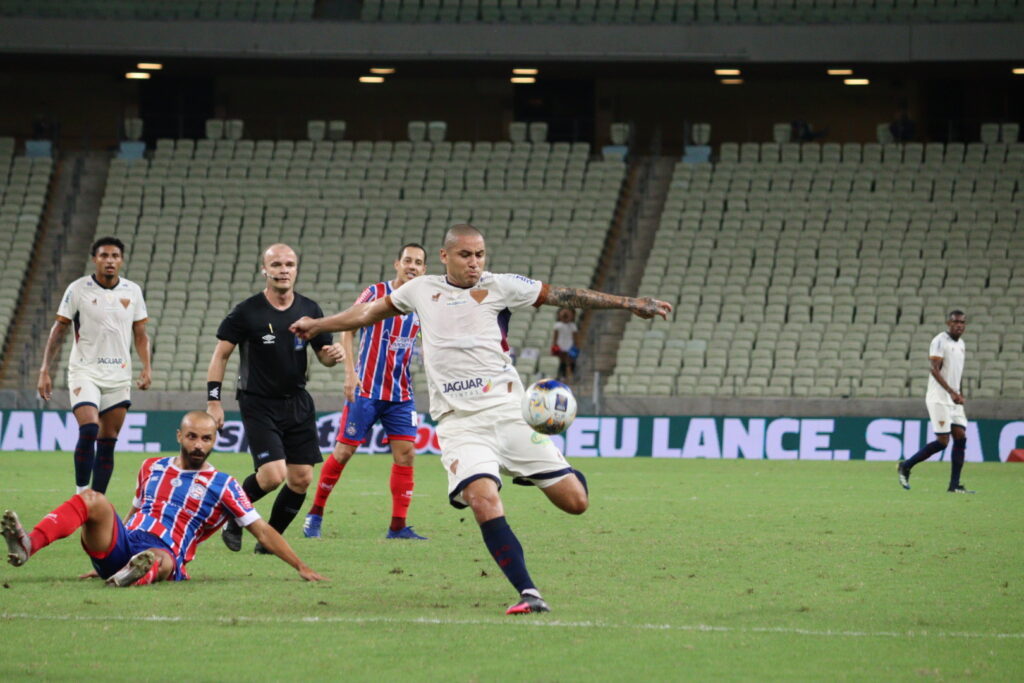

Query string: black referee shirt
[216,292,333,399]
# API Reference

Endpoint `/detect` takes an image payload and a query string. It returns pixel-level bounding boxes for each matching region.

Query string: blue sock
[949,438,966,489]
[480,516,536,594]
[74,424,99,488]
[903,439,945,471]
[91,437,117,494]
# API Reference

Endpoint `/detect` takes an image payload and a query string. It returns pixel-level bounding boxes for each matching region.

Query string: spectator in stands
[898,311,973,493]
[37,236,152,495]
[206,243,346,554]
[791,120,827,142]
[890,109,916,142]
[552,307,580,383]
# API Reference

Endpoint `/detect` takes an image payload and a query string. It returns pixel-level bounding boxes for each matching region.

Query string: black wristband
[207,381,223,401]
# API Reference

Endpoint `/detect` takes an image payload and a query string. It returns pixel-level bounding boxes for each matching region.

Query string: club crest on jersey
[262,334,275,344]
[431,293,442,302]
[187,483,207,500]
[294,336,305,351]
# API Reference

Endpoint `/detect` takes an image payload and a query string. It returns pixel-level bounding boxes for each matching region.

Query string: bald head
[261,243,298,293]
[443,224,484,251]
[180,410,217,432]
[262,243,297,267]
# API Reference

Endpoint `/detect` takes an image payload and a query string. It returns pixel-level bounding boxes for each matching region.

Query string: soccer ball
[522,379,577,435]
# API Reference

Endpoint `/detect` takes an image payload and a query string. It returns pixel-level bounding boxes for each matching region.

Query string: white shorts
[436,398,572,509]
[926,401,967,434]
[68,372,132,414]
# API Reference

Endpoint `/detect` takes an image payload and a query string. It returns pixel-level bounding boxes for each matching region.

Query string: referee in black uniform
[207,243,345,552]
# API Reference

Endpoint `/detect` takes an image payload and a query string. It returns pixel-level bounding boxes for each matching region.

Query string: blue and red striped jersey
[127,457,259,578]
[353,281,420,402]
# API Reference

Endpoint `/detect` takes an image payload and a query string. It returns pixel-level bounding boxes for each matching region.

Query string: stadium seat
[205,119,225,139]
[408,121,427,142]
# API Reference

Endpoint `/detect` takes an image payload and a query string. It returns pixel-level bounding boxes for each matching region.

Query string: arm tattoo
[545,286,630,310]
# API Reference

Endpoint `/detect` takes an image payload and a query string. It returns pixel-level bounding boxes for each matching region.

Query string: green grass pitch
[1,451,1022,681]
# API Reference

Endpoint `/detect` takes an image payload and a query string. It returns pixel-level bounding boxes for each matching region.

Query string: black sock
[480,516,536,595]
[91,437,117,494]
[268,484,306,534]
[903,439,945,471]
[949,438,966,489]
[73,424,99,488]
[242,474,269,503]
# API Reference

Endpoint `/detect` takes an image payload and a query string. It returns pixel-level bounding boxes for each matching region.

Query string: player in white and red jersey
[898,310,974,493]
[2,411,324,586]
[291,224,671,615]
[304,244,428,540]
[37,237,153,495]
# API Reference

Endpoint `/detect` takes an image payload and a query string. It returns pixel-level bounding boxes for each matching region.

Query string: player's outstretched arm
[291,298,401,340]
[38,317,71,400]
[245,519,326,582]
[541,286,673,320]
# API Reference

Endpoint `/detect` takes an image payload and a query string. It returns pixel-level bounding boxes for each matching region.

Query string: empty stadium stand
[359,0,1024,23]
[0,0,315,21]
[66,133,624,396]
[609,139,1024,399]
[0,137,51,367]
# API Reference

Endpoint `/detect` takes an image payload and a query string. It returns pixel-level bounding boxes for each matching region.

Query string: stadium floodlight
[715,68,741,76]
[1013,68,1024,75]
[844,78,870,85]
[137,63,163,70]
[125,72,151,80]
[359,76,385,83]
[827,68,853,76]
[512,68,538,75]
[510,77,536,84]
[370,67,395,74]
[720,78,744,85]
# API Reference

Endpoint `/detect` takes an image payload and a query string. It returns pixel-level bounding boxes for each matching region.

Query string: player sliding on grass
[291,224,671,615]
[2,411,325,586]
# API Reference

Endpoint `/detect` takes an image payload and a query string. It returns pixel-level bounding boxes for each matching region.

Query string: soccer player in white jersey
[38,237,152,495]
[898,310,974,493]
[291,224,673,615]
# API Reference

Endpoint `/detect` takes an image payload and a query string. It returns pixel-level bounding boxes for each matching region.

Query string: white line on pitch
[1,613,1021,640]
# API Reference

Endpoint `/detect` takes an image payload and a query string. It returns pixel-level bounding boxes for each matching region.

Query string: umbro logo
[262,334,275,344]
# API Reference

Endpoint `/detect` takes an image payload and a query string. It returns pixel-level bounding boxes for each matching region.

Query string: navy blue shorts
[336,395,417,447]
[85,513,180,581]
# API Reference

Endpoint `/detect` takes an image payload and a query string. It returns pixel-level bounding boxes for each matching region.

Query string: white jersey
[56,275,148,384]
[388,271,546,419]
[926,331,965,405]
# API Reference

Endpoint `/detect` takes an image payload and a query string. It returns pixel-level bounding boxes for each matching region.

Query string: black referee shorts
[238,390,323,470]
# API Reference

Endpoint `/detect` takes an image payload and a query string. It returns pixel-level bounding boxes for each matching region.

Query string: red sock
[132,555,164,586]
[29,494,89,555]
[309,455,346,517]
[390,464,414,531]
